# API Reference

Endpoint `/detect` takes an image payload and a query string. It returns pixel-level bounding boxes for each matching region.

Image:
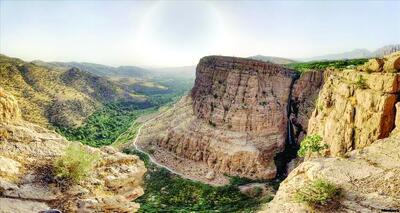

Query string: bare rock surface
[136,56,299,181]
[0,198,50,213]
[261,135,400,213]
[0,88,146,213]
[308,52,400,156]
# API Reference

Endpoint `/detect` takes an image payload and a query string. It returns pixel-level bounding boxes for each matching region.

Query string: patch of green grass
[294,179,341,209]
[53,143,99,184]
[124,149,270,212]
[297,135,327,157]
[286,58,368,73]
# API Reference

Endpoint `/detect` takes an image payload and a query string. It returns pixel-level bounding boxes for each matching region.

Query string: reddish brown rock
[137,56,299,180]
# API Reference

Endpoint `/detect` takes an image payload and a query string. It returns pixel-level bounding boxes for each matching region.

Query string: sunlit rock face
[137,56,300,180]
[308,52,400,156]
[261,52,400,213]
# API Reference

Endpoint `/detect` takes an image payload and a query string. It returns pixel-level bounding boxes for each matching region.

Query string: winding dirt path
[127,103,188,177]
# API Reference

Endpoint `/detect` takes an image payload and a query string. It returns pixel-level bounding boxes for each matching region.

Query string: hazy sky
[1,0,399,67]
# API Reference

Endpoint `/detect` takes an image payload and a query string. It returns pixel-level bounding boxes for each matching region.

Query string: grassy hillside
[0,54,143,128]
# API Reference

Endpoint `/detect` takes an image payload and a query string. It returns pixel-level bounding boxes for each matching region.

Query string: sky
[1,0,399,67]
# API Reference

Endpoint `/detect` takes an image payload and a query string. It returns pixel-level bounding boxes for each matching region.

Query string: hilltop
[0,54,145,128]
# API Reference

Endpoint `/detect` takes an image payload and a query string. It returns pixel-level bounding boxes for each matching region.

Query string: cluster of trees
[57,102,153,147]
[287,58,368,73]
[124,149,271,213]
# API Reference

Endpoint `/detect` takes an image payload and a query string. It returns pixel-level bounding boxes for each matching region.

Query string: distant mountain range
[251,44,400,64]
[299,44,400,61]
[32,60,154,78]
[247,55,297,64]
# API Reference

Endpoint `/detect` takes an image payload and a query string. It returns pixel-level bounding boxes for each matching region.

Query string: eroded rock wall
[308,52,400,156]
[137,56,300,180]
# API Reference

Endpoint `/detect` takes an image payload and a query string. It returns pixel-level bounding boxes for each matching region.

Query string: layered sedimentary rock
[0,88,146,213]
[137,56,299,181]
[308,52,400,156]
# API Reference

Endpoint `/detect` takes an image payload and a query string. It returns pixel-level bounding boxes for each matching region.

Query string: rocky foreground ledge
[262,52,400,212]
[0,87,146,212]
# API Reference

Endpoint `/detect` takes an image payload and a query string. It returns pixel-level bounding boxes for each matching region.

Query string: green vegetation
[297,135,327,157]
[124,149,271,212]
[294,179,341,208]
[57,102,156,147]
[287,58,368,73]
[355,75,368,89]
[53,143,99,184]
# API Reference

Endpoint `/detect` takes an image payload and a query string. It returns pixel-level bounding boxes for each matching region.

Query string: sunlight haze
[1,0,399,67]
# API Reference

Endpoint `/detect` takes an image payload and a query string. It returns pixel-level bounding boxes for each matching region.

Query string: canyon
[135,52,400,211]
[1,51,399,212]
[135,56,325,183]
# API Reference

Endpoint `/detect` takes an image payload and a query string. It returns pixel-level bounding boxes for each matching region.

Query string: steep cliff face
[262,52,400,212]
[191,56,298,146]
[136,56,301,182]
[308,52,400,156]
[0,88,146,212]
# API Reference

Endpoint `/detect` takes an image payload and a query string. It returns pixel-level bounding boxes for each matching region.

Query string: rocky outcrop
[136,56,300,181]
[0,89,146,213]
[308,52,400,156]
[261,135,400,213]
[263,53,400,213]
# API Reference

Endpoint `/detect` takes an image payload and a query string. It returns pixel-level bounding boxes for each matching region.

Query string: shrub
[297,135,327,157]
[53,143,99,184]
[294,179,341,208]
[355,75,367,89]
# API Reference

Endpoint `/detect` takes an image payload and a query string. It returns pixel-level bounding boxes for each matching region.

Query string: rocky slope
[0,54,144,128]
[262,135,400,213]
[262,52,400,212]
[136,56,324,182]
[0,87,146,212]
